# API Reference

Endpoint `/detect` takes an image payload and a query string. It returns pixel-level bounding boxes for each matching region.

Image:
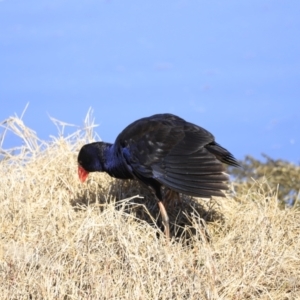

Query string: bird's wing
[153,121,230,197]
[152,147,229,198]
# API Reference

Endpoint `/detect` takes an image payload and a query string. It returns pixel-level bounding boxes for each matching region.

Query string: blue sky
[1,0,299,163]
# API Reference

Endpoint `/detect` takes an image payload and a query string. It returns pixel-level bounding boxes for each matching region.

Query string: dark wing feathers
[116,113,238,198]
[154,176,227,198]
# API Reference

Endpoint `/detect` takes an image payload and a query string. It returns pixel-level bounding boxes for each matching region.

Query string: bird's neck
[103,144,134,180]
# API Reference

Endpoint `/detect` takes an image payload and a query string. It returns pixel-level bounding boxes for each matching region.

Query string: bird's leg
[157,201,170,239]
[143,179,170,239]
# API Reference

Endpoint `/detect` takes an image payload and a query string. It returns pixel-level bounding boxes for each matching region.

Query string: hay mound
[0,111,299,299]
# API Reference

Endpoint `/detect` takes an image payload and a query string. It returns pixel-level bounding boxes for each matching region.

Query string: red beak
[78,165,89,183]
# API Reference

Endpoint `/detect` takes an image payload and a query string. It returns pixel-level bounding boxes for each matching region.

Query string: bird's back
[114,113,239,198]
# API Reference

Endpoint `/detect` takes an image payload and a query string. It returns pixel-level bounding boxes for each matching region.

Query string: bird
[77,113,240,238]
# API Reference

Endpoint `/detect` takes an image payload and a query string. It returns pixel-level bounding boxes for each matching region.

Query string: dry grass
[0,110,299,299]
[230,155,300,208]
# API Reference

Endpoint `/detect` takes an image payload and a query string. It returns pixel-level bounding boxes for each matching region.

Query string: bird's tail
[206,141,240,167]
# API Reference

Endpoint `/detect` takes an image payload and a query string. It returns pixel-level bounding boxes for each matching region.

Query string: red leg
[157,201,170,239]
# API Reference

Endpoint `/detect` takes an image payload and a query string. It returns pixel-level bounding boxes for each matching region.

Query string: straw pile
[0,110,299,299]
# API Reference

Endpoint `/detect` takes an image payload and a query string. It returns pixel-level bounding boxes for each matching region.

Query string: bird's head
[77,142,105,182]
